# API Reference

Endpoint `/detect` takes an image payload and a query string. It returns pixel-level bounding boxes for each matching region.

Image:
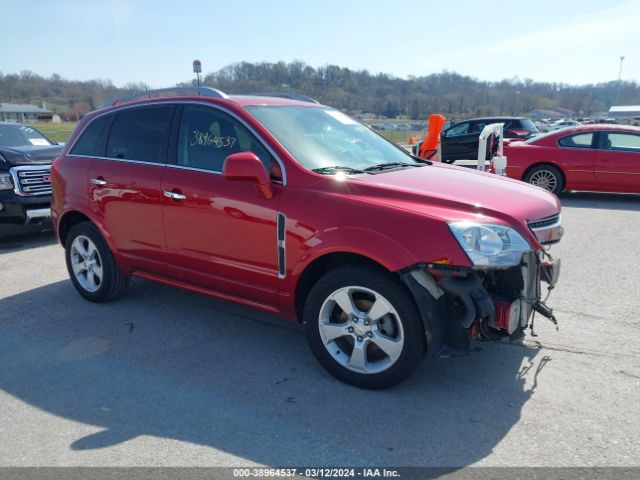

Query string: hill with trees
[1,61,639,120]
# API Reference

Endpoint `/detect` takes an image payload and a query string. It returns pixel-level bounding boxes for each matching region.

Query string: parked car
[51,88,563,389]
[0,122,62,228]
[549,119,581,130]
[440,117,538,162]
[503,124,640,194]
[534,121,550,133]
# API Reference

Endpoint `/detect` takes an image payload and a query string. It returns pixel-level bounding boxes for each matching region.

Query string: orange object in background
[419,114,446,160]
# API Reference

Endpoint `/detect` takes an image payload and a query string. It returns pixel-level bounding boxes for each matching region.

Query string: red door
[595,131,640,192]
[160,104,281,307]
[89,160,166,271]
[554,132,597,189]
[88,105,173,273]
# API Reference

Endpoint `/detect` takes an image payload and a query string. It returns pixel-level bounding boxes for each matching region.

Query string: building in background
[0,103,52,122]
[608,105,640,118]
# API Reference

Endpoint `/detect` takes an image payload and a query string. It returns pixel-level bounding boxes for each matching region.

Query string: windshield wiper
[411,154,433,165]
[363,162,423,172]
[312,165,367,175]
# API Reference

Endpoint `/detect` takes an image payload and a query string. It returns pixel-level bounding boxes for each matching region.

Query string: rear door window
[558,133,594,149]
[70,114,113,156]
[106,106,172,163]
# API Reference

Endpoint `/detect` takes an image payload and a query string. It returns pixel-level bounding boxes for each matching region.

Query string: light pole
[615,56,625,106]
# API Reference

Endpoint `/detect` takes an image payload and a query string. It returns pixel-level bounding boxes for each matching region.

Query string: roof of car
[460,116,526,122]
[97,94,324,115]
[550,124,640,133]
[227,95,322,107]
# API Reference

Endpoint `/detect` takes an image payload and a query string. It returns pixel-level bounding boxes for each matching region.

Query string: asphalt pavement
[0,192,639,467]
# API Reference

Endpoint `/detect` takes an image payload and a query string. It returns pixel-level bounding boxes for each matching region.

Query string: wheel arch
[58,210,92,245]
[57,209,117,256]
[293,251,411,323]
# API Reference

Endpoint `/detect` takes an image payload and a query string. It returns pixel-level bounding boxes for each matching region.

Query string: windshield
[245,106,417,171]
[0,124,53,147]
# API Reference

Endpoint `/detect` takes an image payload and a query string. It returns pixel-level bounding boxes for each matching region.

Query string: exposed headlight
[0,172,13,191]
[449,221,531,268]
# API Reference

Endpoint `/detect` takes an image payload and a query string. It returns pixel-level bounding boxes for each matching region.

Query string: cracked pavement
[0,191,639,467]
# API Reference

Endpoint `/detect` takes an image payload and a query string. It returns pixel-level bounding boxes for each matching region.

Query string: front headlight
[0,172,13,191]
[449,221,531,268]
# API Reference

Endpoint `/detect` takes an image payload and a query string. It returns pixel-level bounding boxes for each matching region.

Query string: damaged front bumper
[401,250,561,358]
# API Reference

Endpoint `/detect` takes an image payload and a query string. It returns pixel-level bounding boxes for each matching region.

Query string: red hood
[350,163,560,241]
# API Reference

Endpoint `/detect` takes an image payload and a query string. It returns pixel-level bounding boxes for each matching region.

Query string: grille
[528,213,563,244]
[528,214,560,230]
[10,166,52,196]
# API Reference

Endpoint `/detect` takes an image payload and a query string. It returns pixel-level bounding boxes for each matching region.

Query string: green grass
[378,130,424,144]
[361,117,418,124]
[30,122,77,143]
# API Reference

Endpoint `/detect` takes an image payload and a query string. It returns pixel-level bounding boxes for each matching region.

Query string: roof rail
[103,87,228,108]
[248,92,319,104]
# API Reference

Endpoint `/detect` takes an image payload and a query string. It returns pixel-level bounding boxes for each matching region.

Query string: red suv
[51,88,563,389]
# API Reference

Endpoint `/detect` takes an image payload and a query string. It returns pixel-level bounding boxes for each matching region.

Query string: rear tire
[524,164,564,194]
[304,265,425,389]
[65,222,129,302]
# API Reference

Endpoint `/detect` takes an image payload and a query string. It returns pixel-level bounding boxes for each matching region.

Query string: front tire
[65,222,129,302]
[304,265,425,389]
[524,164,564,194]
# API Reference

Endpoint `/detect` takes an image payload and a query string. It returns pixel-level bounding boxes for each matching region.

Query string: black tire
[524,164,564,194]
[64,221,129,302]
[304,265,425,389]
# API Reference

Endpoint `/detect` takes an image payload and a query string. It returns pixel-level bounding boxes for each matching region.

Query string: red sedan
[503,124,640,194]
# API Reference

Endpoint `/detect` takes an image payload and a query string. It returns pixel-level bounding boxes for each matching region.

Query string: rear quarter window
[69,114,113,156]
[518,119,537,132]
[557,133,594,149]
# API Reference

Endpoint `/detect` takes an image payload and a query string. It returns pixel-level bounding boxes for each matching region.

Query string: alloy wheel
[70,235,103,293]
[529,169,558,192]
[318,286,405,374]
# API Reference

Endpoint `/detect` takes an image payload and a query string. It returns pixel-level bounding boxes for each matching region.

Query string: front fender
[291,226,418,278]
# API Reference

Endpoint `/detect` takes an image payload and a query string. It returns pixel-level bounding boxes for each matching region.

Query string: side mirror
[222,152,274,199]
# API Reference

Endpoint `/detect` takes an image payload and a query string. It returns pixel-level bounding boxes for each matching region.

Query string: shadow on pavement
[0,226,56,254]
[0,278,544,466]
[559,191,640,211]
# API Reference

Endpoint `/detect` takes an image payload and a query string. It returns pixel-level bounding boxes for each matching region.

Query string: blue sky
[1,0,638,87]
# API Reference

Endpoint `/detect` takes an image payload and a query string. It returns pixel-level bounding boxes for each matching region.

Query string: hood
[0,145,63,167]
[352,163,560,227]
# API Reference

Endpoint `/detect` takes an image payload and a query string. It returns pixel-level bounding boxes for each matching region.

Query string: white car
[550,119,581,130]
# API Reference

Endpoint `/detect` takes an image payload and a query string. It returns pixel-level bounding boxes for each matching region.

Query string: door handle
[90,178,107,186]
[163,190,187,201]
